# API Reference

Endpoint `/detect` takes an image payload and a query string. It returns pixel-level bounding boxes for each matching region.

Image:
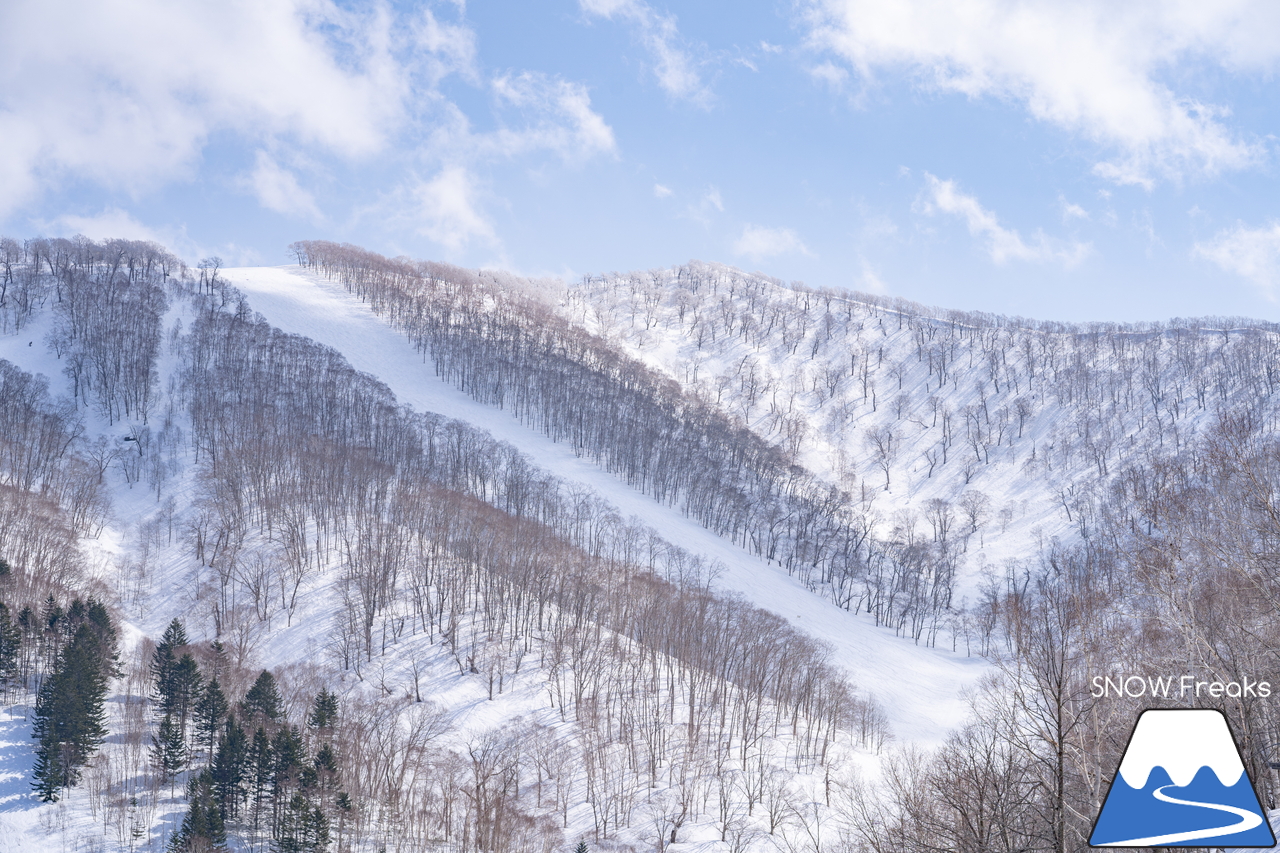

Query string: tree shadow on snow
[0,710,35,811]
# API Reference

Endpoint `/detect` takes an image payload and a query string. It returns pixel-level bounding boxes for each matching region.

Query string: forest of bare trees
[289,241,962,649]
[0,237,889,852]
[4,234,1280,852]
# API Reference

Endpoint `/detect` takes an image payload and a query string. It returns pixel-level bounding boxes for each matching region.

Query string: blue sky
[4,0,1280,323]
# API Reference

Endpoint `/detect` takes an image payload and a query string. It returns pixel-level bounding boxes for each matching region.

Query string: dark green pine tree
[31,622,111,801]
[41,595,64,670]
[304,803,331,853]
[0,601,21,692]
[167,653,203,734]
[82,599,119,676]
[248,726,274,831]
[242,670,282,723]
[195,677,230,759]
[306,688,338,732]
[168,769,228,853]
[211,715,247,821]
[313,743,339,795]
[152,618,188,710]
[151,712,187,788]
[271,725,306,826]
[575,841,588,853]
[275,792,330,853]
[333,792,353,847]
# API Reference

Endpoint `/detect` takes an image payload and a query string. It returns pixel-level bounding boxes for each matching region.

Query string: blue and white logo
[1090,709,1276,847]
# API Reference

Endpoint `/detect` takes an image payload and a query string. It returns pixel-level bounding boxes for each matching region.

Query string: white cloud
[857,256,888,294]
[490,73,616,162]
[0,0,410,217]
[1194,222,1280,299]
[414,8,479,86]
[803,1,1277,185]
[245,151,323,221]
[1061,198,1090,222]
[46,209,168,245]
[922,174,1089,266]
[734,224,811,262]
[683,186,725,225]
[809,62,850,92]
[578,0,709,104]
[0,0,615,245]
[37,208,264,265]
[406,166,498,252]
[653,184,673,198]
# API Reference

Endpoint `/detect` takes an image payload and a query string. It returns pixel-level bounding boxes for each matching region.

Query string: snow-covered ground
[221,264,988,746]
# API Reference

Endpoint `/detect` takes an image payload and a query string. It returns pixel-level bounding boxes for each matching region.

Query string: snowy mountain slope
[564,264,1280,597]
[7,241,1272,853]
[220,264,987,747]
[0,252,972,853]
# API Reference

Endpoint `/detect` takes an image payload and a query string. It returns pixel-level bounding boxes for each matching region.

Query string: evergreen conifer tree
[152,618,188,711]
[195,676,230,759]
[83,599,119,675]
[211,715,247,820]
[306,687,338,731]
[168,769,228,852]
[249,726,274,830]
[313,743,339,795]
[276,792,329,852]
[0,601,21,693]
[41,595,64,669]
[31,621,111,801]
[167,653,202,733]
[151,712,186,788]
[242,670,282,723]
[271,725,306,821]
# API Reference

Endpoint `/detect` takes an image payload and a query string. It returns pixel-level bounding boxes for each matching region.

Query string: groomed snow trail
[222,265,989,748]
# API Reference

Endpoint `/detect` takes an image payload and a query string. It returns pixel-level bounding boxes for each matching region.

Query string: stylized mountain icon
[1090,709,1276,847]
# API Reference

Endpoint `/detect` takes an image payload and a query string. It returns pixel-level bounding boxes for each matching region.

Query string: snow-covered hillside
[565,263,1280,596]
[0,249,981,853]
[221,264,986,745]
[6,240,1280,853]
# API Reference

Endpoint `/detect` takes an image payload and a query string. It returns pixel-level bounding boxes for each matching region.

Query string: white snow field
[221,264,988,747]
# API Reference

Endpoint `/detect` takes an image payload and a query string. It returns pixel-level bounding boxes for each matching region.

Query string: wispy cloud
[733,224,811,262]
[1195,221,1280,299]
[0,0,408,217]
[39,208,258,265]
[578,0,710,104]
[489,72,616,162]
[809,62,849,92]
[803,1,1275,186]
[245,151,323,222]
[857,256,888,294]
[1060,197,1090,223]
[0,0,616,239]
[922,175,1089,266]
[405,166,499,252]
